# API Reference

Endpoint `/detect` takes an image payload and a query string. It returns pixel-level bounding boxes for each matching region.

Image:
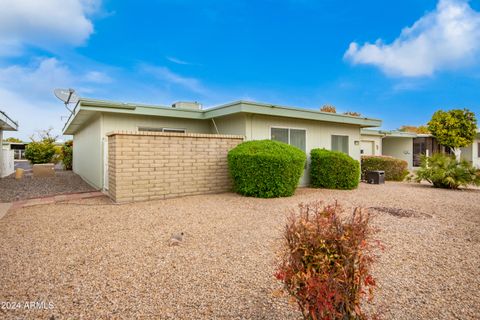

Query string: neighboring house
[459,131,480,168]
[0,111,18,177]
[2,141,28,160]
[63,99,381,190]
[360,129,480,169]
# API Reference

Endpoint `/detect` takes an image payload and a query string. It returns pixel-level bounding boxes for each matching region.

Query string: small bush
[276,202,379,320]
[227,140,306,198]
[414,153,480,189]
[25,141,56,164]
[361,156,409,181]
[24,128,58,164]
[62,140,73,170]
[310,149,360,189]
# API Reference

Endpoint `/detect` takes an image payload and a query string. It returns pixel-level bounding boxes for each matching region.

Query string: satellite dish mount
[54,88,79,114]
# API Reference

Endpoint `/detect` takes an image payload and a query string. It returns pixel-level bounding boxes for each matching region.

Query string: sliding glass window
[271,127,306,152]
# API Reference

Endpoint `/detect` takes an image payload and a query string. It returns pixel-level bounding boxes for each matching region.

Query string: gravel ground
[0,171,96,202]
[0,182,479,319]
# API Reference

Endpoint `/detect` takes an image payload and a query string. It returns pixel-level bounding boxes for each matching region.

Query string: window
[162,128,186,133]
[138,127,186,133]
[271,127,306,152]
[331,135,349,154]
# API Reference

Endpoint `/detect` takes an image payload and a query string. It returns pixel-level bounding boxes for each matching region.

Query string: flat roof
[0,110,18,131]
[63,98,382,134]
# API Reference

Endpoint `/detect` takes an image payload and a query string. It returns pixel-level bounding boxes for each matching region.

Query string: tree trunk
[452,147,462,161]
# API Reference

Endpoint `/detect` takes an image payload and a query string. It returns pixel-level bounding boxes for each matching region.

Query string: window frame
[137,126,186,133]
[331,134,350,155]
[269,126,307,152]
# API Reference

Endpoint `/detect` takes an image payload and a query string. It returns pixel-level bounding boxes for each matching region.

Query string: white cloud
[166,56,191,65]
[141,65,210,95]
[0,58,111,140]
[0,0,100,56]
[84,70,112,83]
[344,0,480,77]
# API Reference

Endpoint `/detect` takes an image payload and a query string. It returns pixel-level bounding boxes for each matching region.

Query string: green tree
[5,137,22,143]
[24,128,58,164]
[398,125,430,134]
[427,109,477,160]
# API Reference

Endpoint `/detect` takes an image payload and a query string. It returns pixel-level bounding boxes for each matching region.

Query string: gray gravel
[0,170,96,202]
[0,182,479,319]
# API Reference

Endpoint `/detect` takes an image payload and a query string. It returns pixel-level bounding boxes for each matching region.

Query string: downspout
[211,118,219,134]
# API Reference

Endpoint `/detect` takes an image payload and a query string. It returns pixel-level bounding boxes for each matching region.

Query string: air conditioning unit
[171,101,202,110]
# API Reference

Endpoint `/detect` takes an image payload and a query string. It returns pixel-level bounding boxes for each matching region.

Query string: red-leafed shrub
[275,202,380,320]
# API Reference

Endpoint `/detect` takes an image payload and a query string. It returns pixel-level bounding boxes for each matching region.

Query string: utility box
[366,170,385,184]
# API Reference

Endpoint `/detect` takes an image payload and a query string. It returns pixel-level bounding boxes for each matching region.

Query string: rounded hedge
[310,149,360,190]
[361,156,409,181]
[227,140,306,198]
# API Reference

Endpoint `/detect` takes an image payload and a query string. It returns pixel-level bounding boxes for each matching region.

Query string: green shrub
[52,145,63,164]
[310,149,360,189]
[275,202,379,319]
[414,153,480,189]
[24,128,58,164]
[62,140,73,170]
[361,156,409,181]
[25,140,56,164]
[227,140,306,198]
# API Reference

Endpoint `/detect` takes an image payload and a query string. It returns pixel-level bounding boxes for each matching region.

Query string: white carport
[0,110,18,177]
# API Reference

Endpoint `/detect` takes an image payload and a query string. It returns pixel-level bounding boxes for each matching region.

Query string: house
[360,129,480,169]
[63,98,381,192]
[2,141,28,160]
[0,110,18,177]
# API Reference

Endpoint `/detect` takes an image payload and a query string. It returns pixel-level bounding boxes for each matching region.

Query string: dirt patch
[369,206,432,218]
[0,171,96,202]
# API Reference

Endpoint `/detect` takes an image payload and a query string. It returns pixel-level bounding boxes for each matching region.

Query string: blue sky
[1,0,480,140]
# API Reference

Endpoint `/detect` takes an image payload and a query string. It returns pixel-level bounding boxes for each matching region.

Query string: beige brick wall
[107,131,244,202]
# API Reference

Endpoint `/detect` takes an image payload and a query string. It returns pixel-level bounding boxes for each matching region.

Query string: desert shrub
[25,140,56,164]
[414,153,480,189]
[227,140,306,198]
[276,202,379,320]
[310,149,360,189]
[62,140,73,170]
[361,156,409,181]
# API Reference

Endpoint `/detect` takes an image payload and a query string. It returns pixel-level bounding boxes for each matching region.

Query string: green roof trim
[63,98,382,134]
[361,129,417,138]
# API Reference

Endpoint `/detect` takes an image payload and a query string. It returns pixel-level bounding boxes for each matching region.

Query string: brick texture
[107,131,244,203]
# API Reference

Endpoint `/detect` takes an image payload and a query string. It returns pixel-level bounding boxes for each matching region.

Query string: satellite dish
[54,88,79,114]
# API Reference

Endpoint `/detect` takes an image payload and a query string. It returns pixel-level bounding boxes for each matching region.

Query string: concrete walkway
[1,191,105,219]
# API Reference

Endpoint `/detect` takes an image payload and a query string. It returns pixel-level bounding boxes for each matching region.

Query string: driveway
[0,182,479,319]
